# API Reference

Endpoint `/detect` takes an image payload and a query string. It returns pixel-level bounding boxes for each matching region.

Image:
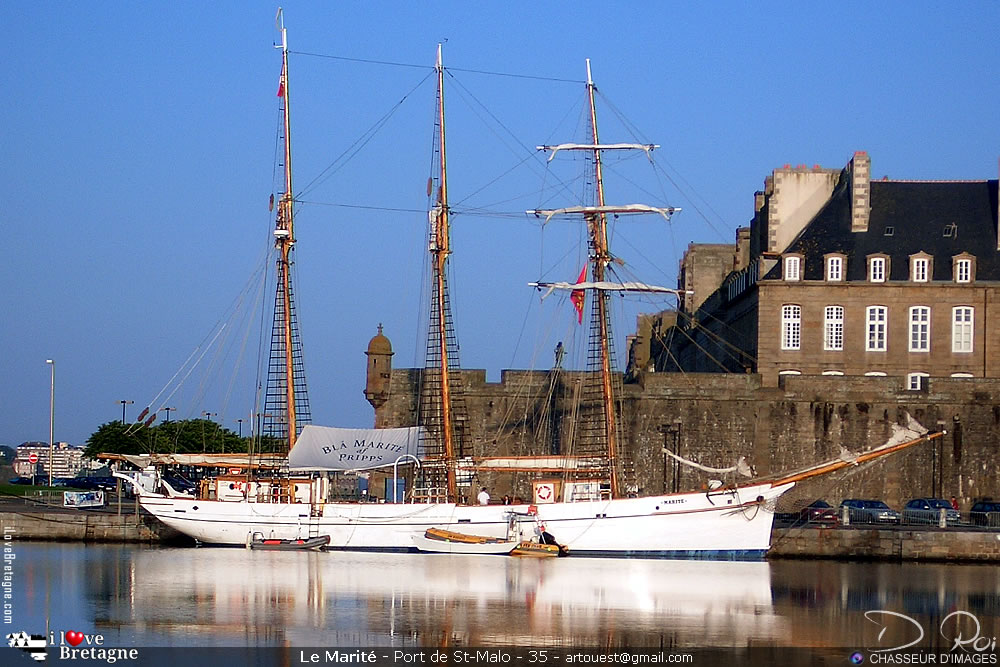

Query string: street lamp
[118,399,134,424]
[160,407,176,423]
[46,360,54,488]
[236,418,244,438]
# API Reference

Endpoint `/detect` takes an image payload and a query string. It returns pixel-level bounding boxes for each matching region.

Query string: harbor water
[5,542,1000,662]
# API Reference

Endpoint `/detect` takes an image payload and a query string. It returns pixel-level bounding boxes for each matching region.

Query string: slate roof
[764,173,999,281]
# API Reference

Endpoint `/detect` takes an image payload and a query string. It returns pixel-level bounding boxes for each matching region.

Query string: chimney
[851,151,871,232]
[734,227,751,272]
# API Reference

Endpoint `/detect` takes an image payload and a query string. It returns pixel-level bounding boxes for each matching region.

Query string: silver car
[902,498,961,525]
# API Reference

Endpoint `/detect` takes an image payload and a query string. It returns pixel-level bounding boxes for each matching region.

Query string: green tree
[85,418,250,456]
[84,421,146,458]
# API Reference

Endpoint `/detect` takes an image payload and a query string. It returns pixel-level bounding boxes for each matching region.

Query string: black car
[70,477,119,492]
[839,499,901,524]
[970,501,1000,527]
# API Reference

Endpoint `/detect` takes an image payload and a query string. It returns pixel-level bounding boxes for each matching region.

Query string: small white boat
[411,528,517,555]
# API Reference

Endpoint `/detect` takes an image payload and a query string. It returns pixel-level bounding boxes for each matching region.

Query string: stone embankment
[769,526,1000,561]
[0,498,189,544]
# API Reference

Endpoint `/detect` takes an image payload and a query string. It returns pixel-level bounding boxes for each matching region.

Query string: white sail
[528,204,680,224]
[289,425,424,471]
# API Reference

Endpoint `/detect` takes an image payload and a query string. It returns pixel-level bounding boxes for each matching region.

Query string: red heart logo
[65,631,84,647]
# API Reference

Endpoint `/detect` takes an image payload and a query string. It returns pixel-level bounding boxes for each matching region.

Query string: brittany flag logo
[6,631,47,661]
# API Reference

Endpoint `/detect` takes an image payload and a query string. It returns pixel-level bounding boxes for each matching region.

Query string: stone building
[13,441,87,479]
[364,154,1000,508]
[653,152,1000,386]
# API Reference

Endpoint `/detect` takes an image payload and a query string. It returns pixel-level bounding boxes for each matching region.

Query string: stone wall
[770,527,1000,561]
[376,368,1000,510]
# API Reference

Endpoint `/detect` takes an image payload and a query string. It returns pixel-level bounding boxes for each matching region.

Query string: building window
[952,306,974,353]
[822,370,844,376]
[911,257,929,282]
[907,372,929,391]
[781,304,801,350]
[864,371,887,377]
[870,257,886,283]
[778,370,801,376]
[956,258,972,283]
[866,306,887,351]
[824,305,844,351]
[908,306,930,352]
[826,256,843,282]
[951,373,974,378]
[784,256,801,281]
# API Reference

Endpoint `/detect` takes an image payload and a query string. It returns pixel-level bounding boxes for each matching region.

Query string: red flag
[277,79,285,98]
[570,265,587,324]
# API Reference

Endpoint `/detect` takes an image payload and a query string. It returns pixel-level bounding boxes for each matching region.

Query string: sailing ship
[114,22,942,559]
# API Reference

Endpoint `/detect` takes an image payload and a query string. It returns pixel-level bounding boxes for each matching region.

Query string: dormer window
[783,256,801,281]
[825,255,844,282]
[869,256,886,283]
[943,224,957,238]
[910,254,931,282]
[954,255,974,283]
[883,226,895,237]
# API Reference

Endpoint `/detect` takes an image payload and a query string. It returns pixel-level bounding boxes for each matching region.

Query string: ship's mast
[431,44,458,500]
[584,59,621,499]
[264,9,309,450]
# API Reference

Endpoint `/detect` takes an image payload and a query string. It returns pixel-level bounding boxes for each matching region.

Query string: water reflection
[12,544,1000,650]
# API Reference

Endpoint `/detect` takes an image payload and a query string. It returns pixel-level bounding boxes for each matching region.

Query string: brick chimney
[850,151,871,232]
[734,227,751,272]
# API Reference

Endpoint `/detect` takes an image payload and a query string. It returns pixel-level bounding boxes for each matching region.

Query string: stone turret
[364,324,393,414]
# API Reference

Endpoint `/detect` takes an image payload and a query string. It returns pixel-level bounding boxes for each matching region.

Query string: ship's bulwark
[371,367,997,509]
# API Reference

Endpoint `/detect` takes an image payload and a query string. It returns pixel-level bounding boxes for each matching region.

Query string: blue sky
[3,2,998,448]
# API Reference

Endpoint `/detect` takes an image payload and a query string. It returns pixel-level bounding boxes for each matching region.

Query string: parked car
[839,499,901,524]
[797,500,839,526]
[69,477,119,492]
[970,500,1000,527]
[902,498,961,525]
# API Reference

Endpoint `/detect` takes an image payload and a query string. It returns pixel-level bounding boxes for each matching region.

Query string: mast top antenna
[275,7,287,51]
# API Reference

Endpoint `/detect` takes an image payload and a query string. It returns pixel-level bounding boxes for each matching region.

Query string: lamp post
[201,412,217,452]
[160,407,175,423]
[46,359,54,488]
[236,418,244,439]
[118,399,134,424]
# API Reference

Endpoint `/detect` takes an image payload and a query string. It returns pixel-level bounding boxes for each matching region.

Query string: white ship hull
[136,481,792,559]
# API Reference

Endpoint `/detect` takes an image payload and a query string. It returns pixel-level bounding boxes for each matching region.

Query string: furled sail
[528,204,680,224]
[290,425,424,471]
[530,280,691,298]
[537,143,658,161]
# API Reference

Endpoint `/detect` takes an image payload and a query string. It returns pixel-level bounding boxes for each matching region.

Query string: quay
[0,494,188,544]
[769,525,1000,562]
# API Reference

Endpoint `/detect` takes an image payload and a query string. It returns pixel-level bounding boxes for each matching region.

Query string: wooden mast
[432,44,458,501]
[585,59,621,499]
[276,9,297,452]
